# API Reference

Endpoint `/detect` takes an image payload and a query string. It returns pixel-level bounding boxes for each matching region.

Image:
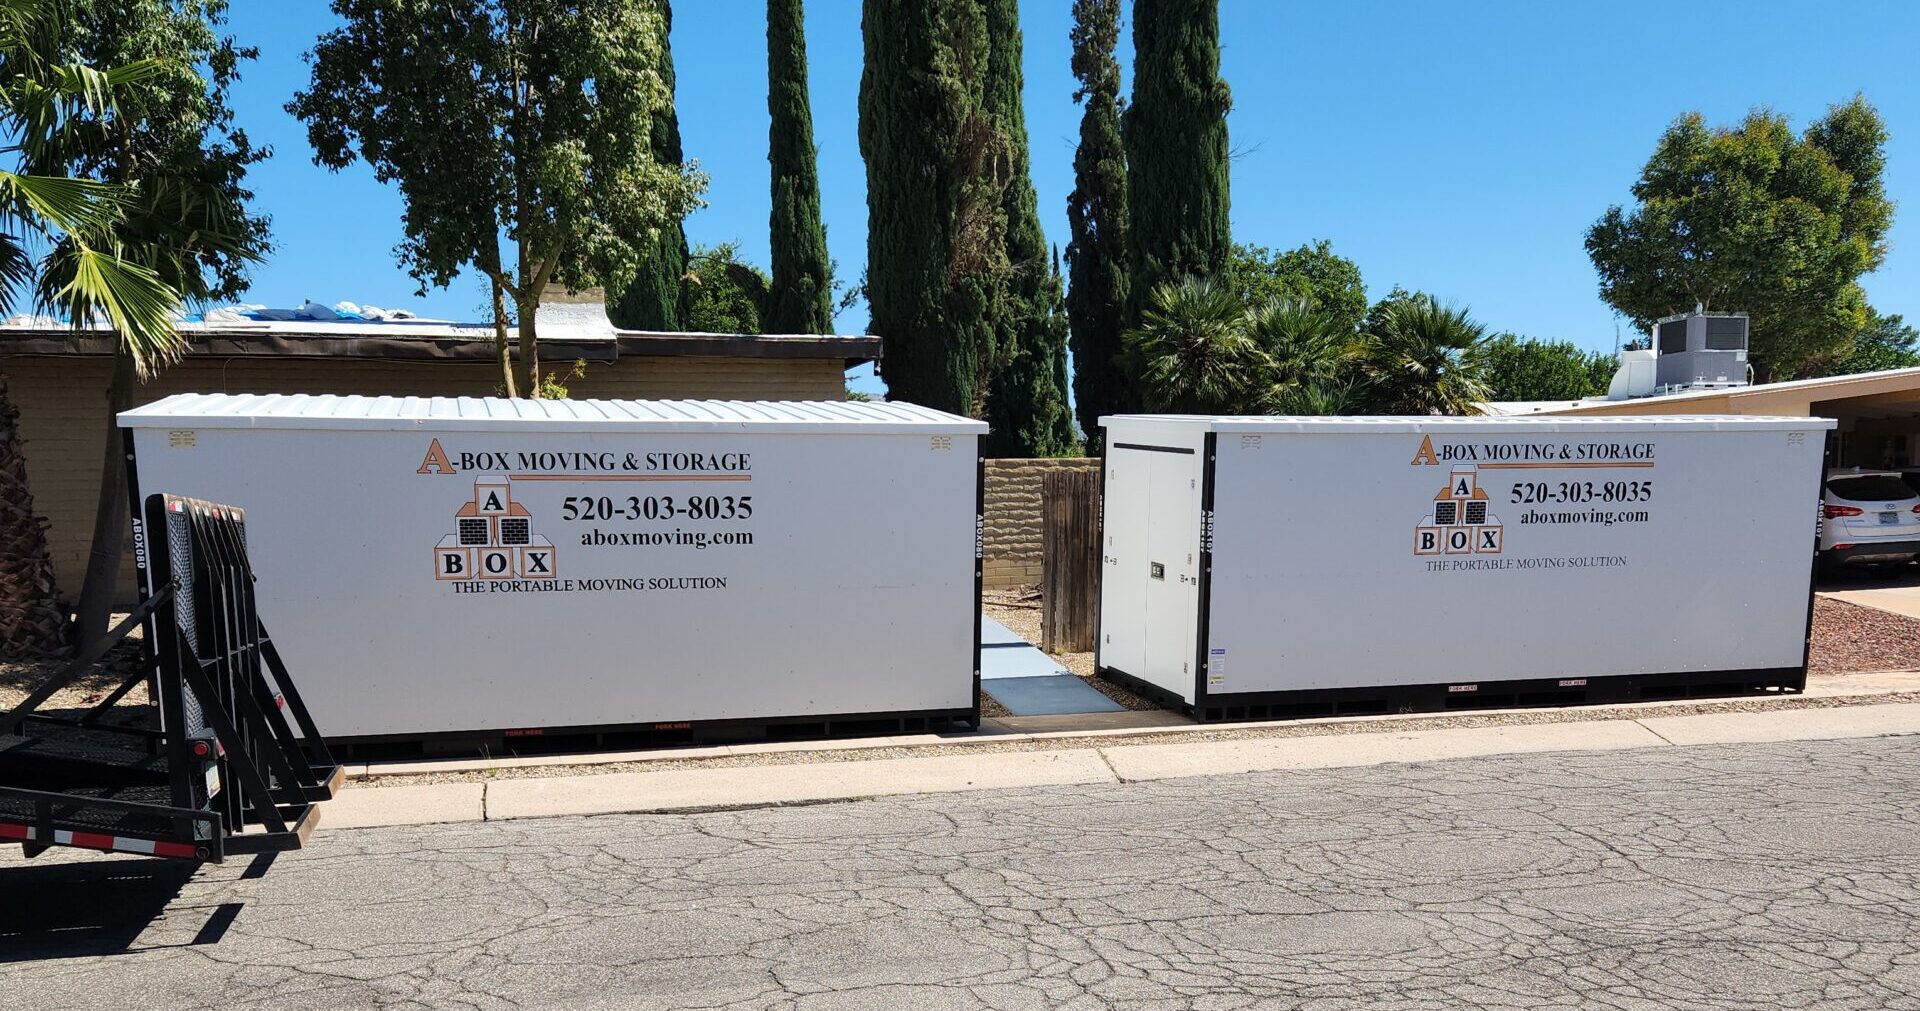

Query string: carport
[1492,365,1920,469]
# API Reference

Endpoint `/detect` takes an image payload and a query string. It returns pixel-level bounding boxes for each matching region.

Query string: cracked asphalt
[4,736,1919,1010]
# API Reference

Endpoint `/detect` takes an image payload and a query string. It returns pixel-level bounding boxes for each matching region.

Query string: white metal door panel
[1204,426,1825,693]
[1099,453,1148,677]
[1141,448,1203,701]
[128,427,978,736]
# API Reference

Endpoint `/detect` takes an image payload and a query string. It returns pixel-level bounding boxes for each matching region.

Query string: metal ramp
[0,494,342,862]
[979,617,1123,716]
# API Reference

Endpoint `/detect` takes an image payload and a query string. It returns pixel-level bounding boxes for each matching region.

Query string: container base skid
[327,706,982,761]
[1098,666,1805,723]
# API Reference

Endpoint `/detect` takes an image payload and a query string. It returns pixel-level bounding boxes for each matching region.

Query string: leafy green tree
[1124,0,1230,320]
[1832,312,1920,375]
[859,0,1008,415]
[292,0,705,397]
[1064,0,1131,446]
[1224,241,1367,335]
[1586,97,1893,380]
[38,0,272,650]
[765,0,833,334]
[684,242,770,334]
[1357,297,1491,415]
[1477,334,1616,402]
[982,0,1073,457]
[1125,277,1266,414]
[612,0,690,333]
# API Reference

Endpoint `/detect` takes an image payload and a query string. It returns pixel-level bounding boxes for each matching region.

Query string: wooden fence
[1040,468,1100,653]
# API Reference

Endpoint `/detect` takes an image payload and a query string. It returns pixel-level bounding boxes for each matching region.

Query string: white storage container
[1096,415,1832,718]
[121,394,986,742]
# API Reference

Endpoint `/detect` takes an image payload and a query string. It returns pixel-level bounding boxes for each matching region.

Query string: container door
[1100,452,1149,676]
[1142,450,1202,700]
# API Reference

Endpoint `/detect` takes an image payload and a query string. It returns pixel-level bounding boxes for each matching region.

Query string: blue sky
[223,1,1920,397]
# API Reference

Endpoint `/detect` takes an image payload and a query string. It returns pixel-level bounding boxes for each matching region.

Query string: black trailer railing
[0,494,341,862]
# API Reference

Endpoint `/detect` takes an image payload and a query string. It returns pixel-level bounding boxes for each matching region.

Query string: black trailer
[0,494,341,862]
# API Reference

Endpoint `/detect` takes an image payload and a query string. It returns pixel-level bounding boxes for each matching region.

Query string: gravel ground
[1808,595,1920,676]
[12,596,1920,790]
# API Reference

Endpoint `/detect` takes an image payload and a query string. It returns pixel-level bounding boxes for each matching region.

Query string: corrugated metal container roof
[122,393,987,434]
[1100,414,1836,433]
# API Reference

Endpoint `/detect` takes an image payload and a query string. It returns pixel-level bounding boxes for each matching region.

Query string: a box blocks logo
[1415,464,1504,556]
[433,478,557,581]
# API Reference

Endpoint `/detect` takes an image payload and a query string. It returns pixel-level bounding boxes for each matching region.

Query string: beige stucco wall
[981,457,1100,587]
[1,353,848,603]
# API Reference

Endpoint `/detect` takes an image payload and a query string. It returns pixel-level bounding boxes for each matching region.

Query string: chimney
[534,284,616,337]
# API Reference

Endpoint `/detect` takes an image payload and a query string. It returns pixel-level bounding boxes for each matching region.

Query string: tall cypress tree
[766,0,833,334]
[859,0,1005,415]
[982,0,1075,456]
[1124,0,1230,319]
[1065,0,1132,445]
[611,0,690,332]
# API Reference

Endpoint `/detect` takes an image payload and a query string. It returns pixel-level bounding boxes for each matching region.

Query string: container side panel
[125,428,977,736]
[1205,424,1826,692]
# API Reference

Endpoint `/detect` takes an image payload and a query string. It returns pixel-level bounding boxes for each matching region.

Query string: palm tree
[1125,276,1269,414]
[24,1,269,651]
[1265,375,1366,416]
[1248,296,1360,411]
[1358,296,1491,415]
[0,0,183,654]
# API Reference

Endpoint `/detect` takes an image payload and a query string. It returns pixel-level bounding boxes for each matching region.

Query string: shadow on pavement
[0,854,248,961]
[1818,563,1920,592]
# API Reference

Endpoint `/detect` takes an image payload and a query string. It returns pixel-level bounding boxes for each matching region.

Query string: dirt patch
[0,617,147,712]
[1810,596,1920,677]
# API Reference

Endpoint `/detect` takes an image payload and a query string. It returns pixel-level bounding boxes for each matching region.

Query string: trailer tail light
[191,740,212,758]
[1824,504,1863,518]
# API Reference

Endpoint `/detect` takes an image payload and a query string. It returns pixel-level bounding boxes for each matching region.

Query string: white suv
[1820,470,1920,570]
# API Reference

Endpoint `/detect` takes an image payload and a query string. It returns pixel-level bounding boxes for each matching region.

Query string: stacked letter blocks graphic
[435,478,558,580]
[1415,465,1503,555]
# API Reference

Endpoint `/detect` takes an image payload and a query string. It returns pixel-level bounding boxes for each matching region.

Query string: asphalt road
[4,736,1919,1010]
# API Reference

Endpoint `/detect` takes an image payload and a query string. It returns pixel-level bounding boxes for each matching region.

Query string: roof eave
[0,326,884,365]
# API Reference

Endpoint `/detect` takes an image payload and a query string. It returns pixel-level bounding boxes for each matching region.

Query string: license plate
[1881,511,1901,525]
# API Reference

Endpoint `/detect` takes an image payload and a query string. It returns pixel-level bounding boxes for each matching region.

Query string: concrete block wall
[1,353,848,604]
[982,457,1100,587]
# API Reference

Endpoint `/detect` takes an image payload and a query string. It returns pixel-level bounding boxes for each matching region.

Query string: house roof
[1485,365,1920,418]
[0,308,883,367]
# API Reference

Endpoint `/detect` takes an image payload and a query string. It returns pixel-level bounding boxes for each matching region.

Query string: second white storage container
[1097,414,1832,718]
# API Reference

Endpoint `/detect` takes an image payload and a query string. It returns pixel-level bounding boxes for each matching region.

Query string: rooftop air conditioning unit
[1653,308,1749,391]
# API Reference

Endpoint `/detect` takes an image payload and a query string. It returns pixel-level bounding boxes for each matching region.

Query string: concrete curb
[1098,719,1666,781]
[351,671,1920,780]
[316,702,1920,832]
